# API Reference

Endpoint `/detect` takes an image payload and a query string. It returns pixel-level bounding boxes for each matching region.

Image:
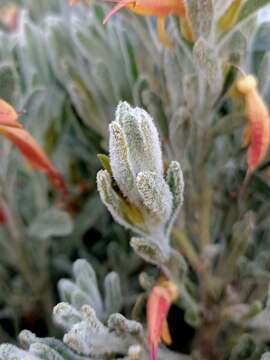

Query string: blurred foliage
[0,0,145,344]
[0,0,270,359]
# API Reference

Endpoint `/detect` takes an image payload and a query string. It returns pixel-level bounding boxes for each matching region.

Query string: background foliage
[1,0,270,359]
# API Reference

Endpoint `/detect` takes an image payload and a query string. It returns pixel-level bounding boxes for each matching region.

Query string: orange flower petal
[103,0,132,23]
[0,99,22,128]
[103,0,186,47]
[0,5,19,31]
[103,0,186,22]
[147,286,171,360]
[236,75,270,189]
[0,99,67,192]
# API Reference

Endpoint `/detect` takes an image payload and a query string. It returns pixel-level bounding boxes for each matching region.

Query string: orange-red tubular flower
[236,75,270,190]
[147,279,178,360]
[103,0,186,47]
[103,0,186,20]
[0,99,67,192]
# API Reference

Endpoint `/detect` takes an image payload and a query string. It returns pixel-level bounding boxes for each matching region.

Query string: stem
[197,172,212,251]
[162,262,199,315]
[172,228,204,274]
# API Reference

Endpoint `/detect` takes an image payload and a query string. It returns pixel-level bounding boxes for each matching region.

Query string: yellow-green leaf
[218,0,242,32]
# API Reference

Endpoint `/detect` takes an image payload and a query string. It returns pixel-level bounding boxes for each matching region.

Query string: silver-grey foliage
[0,258,187,360]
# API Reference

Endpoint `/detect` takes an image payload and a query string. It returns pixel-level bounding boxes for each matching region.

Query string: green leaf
[252,22,270,52]
[0,63,16,103]
[97,154,112,176]
[238,0,270,23]
[218,0,242,32]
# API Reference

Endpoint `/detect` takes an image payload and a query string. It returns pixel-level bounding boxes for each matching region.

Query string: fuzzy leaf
[166,161,184,213]
[63,305,124,356]
[53,302,83,330]
[136,171,172,222]
[29,343,65,360]
[29,208,73,240]
[58,280,91,309]
[0,344,38,360]
[186,0,214,39]
[0,63,16,103]
[73,259,103,316]
[108,313,143,336]
[193,38,223,95]
[115,102,163,178]
[237,0,270,23]
[130,237,170,264]
[128,345,144,359]
[97,169,145,232]
[109,121,136,203]
[104,272,123,315]
[262,354,270,360]
[169,107,192,157]
[19,331,88,360]
[183,75,198,112]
